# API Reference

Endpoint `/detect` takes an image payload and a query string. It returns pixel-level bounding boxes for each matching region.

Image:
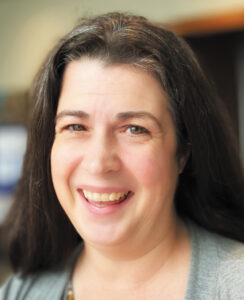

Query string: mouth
[81,189,131,208]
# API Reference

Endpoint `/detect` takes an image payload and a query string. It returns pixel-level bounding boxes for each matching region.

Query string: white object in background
[0,125,27,224]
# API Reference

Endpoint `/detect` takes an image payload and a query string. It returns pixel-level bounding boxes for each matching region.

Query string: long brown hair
[3,12,244,275]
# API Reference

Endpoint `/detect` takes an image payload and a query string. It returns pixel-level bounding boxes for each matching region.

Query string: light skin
[51,58,190,299]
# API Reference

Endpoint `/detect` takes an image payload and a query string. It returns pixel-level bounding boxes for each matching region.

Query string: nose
[82,131,121,175]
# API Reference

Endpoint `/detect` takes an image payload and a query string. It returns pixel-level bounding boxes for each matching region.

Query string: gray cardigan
[1,221,244,299]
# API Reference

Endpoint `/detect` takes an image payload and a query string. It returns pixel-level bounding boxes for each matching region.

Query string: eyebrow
[116,111,162,129]
[55,110,89,123]
[55,110,162,129]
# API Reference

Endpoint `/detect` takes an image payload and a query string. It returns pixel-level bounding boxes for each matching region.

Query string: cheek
[121,147,162,188]
[51,140,80,186]
[122,145,179,189]
[132,156,158,187]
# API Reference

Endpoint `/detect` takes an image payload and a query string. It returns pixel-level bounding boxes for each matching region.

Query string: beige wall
[1,0,244,92]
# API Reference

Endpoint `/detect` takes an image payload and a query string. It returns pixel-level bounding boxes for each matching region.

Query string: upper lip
[77,185,131,194]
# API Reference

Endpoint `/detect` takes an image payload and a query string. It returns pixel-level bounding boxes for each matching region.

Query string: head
[50,57,187,252]
[5,12,244,274]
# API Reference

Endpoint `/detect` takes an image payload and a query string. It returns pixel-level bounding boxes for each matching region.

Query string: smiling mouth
[81,189,131,207]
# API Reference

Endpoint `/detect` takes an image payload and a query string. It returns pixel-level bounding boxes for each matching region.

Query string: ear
[178,150,190,174]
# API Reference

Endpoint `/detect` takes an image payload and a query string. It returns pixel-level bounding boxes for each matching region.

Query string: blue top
[1,220,244,299]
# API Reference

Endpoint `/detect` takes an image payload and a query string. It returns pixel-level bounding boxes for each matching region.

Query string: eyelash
[67,124,87,132]
[125,125,150,136]
[63,124,150,136]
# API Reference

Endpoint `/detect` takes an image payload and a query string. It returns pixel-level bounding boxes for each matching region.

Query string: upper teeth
[83,190,128,202]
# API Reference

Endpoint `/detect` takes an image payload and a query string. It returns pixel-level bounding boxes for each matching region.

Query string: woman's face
[51,58,183,249]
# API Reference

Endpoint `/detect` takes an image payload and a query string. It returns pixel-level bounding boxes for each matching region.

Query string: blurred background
[1,0,244,284]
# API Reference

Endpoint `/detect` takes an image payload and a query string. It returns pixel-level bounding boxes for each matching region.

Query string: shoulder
[186,220,244,299]
[0,243,83,300]
[0,267,69,300]
[215,243,244,298]
[187,219,244,263]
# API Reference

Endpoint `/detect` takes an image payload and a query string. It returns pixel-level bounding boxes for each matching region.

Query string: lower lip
[78,190,132,216]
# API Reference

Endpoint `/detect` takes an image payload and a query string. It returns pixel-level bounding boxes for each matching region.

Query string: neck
[73,218,190,289]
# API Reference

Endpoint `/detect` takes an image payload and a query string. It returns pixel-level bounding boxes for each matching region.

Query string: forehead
[57,58,170,118]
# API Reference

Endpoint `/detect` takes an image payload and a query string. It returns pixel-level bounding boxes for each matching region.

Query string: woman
[1,12,244,299]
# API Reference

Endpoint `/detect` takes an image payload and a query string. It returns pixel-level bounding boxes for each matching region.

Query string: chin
[73,216,133,248]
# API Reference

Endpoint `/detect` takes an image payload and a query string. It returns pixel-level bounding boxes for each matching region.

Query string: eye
[126,125,150,135]
[67,124,86,132]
